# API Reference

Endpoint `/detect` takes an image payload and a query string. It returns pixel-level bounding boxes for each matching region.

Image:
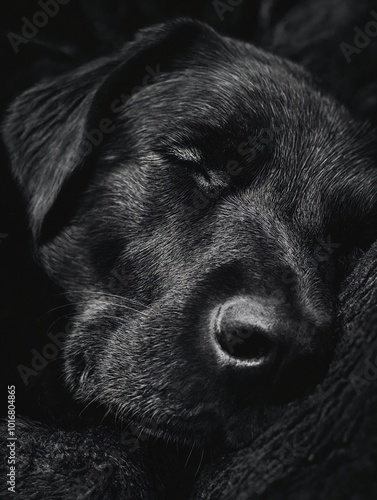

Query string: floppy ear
[2,18,219,243]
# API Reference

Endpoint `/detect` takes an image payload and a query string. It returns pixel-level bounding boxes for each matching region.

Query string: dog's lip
[119,408,224,446]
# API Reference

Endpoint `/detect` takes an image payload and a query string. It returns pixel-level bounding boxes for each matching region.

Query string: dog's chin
[119,412,225,450]
[107,401,285,453]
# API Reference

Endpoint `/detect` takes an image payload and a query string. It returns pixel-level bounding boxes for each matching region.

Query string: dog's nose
[210,296,332,398]
[212,298,278,370]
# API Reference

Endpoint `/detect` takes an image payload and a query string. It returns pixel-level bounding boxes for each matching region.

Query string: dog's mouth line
[115,412,226,448]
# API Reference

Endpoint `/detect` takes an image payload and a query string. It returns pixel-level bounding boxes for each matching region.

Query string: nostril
[217,324,276,363]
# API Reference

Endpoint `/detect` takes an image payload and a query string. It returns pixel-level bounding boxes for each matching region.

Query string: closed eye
[159,146,233,202]
[163,147,221,187]
[177,158,229,194]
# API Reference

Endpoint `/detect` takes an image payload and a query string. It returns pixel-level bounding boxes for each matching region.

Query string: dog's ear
[2,18,220,243]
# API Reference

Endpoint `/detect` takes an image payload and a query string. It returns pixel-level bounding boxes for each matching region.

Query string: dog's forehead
[121,47,340,161]
[124,81,334,172]
[124,41,317,129]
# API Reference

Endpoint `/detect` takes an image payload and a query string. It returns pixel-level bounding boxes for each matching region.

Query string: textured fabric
[0,422,159,500]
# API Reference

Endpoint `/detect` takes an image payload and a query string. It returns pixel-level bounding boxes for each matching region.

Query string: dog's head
[4,19,377,449]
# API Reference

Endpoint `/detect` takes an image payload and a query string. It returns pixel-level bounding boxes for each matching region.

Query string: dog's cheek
[63,313,119,399]
[63,333,99,399]
[38,228,96,290]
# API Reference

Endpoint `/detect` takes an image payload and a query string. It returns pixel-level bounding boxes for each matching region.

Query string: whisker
[45,313,75,333]
[78,394,102,418]
[195,448,205,477]
[58,290,147,308]
[50,296,149,318]
[100,406,113,426]
[185,441,195,468]
[99,314,142,323]
[60,299,149,318]
[87,302,149,317]
[41,303,75,317]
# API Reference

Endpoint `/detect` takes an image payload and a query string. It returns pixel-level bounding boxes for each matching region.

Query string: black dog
[3,17,377,498]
